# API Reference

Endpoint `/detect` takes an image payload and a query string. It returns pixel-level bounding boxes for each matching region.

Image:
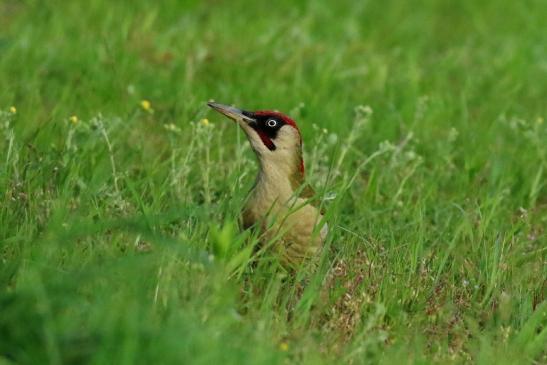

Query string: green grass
[1,0,546,363]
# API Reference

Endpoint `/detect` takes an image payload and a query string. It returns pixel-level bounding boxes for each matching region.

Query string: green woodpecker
[208,102,327,266]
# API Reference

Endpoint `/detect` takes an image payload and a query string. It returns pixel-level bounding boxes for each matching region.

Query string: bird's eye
[266,119,278,128]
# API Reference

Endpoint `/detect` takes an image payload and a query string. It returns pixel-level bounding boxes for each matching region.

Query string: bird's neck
[253,157,305,203]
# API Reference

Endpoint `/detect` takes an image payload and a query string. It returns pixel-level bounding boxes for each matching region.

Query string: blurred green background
[1,0,546,364]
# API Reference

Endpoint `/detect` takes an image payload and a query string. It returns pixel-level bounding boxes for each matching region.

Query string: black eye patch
[254,117,285,140]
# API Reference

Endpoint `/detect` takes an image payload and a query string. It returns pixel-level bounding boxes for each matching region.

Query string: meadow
[0,0,546,364]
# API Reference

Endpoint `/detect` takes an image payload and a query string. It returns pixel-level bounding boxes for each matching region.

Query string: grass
[1,0,546,363]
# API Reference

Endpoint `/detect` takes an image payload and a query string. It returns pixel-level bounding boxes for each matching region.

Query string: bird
[207,101,327,267]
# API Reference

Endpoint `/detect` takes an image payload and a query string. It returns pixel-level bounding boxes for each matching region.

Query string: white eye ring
[266,119,278,128]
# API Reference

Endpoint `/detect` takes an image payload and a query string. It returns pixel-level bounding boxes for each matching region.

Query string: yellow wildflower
[140,99,152,112]
[279,342,289,352]
[200,118,210,127]
[69,115,79,125]
[9,106,16,114]
[537,117,544,125]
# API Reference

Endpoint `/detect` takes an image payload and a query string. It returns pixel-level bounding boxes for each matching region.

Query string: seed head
[163,123,181,133]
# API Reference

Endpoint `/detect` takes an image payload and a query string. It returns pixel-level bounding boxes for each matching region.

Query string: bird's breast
[242,188,325,242]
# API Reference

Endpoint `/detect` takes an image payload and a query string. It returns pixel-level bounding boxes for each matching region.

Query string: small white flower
[405,151,417,161]
[379,140,396,152]
[357,105,373,116]
[448,127,459,142]
[327,133,338,145]
[163,123,181,133]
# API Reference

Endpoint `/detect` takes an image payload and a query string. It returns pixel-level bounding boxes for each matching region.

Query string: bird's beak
[207,102,255,124]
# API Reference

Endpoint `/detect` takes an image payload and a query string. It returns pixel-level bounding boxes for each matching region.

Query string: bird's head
[208,102,305,177]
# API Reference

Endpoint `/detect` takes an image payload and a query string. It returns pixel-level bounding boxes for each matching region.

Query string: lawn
[0,0,546,364]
